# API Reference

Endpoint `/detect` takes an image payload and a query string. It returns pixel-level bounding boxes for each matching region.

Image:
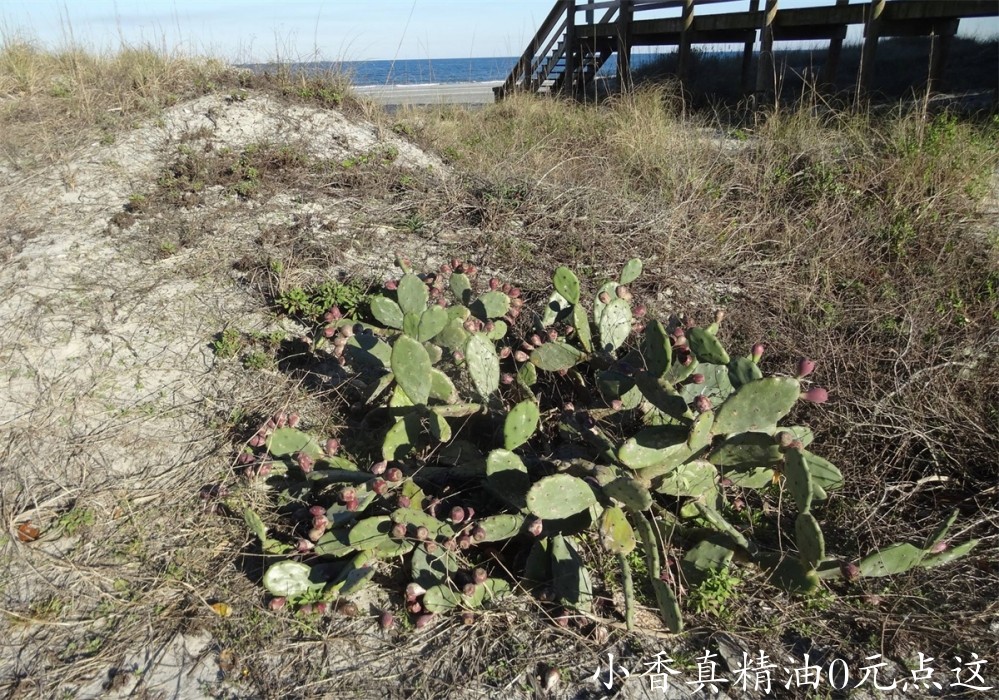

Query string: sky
[0,0,996,62]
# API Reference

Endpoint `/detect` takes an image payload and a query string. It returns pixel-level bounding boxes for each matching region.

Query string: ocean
[243,54,669,87]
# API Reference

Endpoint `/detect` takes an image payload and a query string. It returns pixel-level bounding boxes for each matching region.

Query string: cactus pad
[619,258,642,285]
[392,335,433,404]
[598,506,636,554]
[416,306,448,342]
[857,543,924,577]
[635,372,690,420]
[267,428,323,458]
[370,296,405,329]
[598,370,642,410]
[526,474,597,520]
[592,281,619,327]
[727,356,762,388]
[518,361,538,388]
[641,321,672,378]
[919,540,979,569]
[618,426,691,470]
[687,327,730,365]
[687,411,714,452]
[795,512,825,569]
[470,291,511,320]
[651,578,683,633]
[530,341,585,372]
[262,560,316,598]
[551,535,594,612]
[713,377,801,435]
[314,529,356,558]
[709,433,782,468]
[347,515,394,550]
[486,449,531,509]
[428,368,458,402]
[475,514,527,542]
[465,333,500,396]
[504,399,540,450]
[653,460,718,498]
[411,542,458,589]
[783,448,814,513]
[756,553,820,594]
[553,266,581,304]
[801,450,844,493]
[344,333,392,369]
[449,272,472,304]
[541,290,571,326]
[682,540,735,583]
[572,304,593,352]
[604,477,653,511]
[598,298,633,353]
[422,584,462,612]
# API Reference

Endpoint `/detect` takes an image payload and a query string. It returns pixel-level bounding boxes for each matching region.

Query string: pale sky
[1,0,996,62]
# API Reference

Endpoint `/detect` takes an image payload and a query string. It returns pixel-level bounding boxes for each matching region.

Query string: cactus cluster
[232,258,977,633]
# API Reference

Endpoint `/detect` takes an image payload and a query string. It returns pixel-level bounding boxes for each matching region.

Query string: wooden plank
[575,1,619,12]
[678,0,695,83]
[563,0,578,96]
[756,0,778,97]
[741,0,760,94]
[929,19,959,92]
[858,0,886,93]
[821,0,849,86]
[617,0,635,90]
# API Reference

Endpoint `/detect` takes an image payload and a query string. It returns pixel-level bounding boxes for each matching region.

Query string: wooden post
[928,19,958,94]
[617,0,634,91]
[821,0,849,87]
[741,0,760,94]
[755,0,778,98]
[562,0,577,96]
[677,0,695,86]
[858,0,885,95]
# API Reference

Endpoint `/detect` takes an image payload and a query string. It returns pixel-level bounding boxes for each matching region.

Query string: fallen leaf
[16,522,40,543]
[210,602,232,617]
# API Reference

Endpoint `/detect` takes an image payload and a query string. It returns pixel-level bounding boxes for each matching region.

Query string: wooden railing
[497,0,998,99]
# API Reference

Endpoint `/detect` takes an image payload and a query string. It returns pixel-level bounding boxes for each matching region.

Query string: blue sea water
[245,54,670,87]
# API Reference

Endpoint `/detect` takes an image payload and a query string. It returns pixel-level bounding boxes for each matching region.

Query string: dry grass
[1,38,998,698]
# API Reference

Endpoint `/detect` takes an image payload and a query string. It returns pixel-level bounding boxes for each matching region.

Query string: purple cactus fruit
[547,329,558,342]
[408,601,422,614]
[269,597,287,611]
[929,540,949,554]
[406,582,427,599]
[237,451,255,465]
[610,399,623,411]
[458,535,472,550]
[463,582,477,598]
[466,265,478,277]
[397,495,412,508]
[436,297,448,308]
[326,306,343,321]
[463,317,479,333]
[340,487,356,503]
[471,525,487,542]
[501,373,515,385]
[298,603,314,615]
[384,279,398,291]
[379,611,395,630]
[276,412,289,428]
[732,497,746,511]
[450,506,466,524]
[529,334,542,347]
[288,413,300,428]
[536,587,554,603]
[248,433,265,448]
[429,286,442,299]
[372,479,388,495]
[563,325,575,336]
[840,561,860,581]
[370,460,388,475]
[452,350,464,362]
[309,505,326,517]
[689,373,705,385]
[425,541,438,554]
[788,439,804,451]
[509,287,522,298]
[345,499,359,512]
[464,506,476,521]
[554,611,570,628]
[415,526,430,541]
[297,452,314,473]
[314,602,329,615]
[473,567,487,584]
[615,285,633,301]
[461,611,476,626]
[682,354,694,367]
[751,343,765,363]
[801,387,829,403]
[514,350,530,363]
[498,346,512,359]
[325,438,340,455]
[440,263,451,275]
[386,467,403,483]
[672,326,686,339]
[262,417,276,432]
[632,322,646,334]
[776,431,795,449]
[414,613,434,629]
[308,526,324,542]
[311,513,329,530]
[719,477,734,488]
[297,539,314,553]
[598,291,611,304]
[796,358,817,378]
[256,462,272,478]
[693,395,712,413]
[484,321,495,333]
[633,304,647,318]
[489,277,500,290]
[391,522,407,539]
[557,368,568,377]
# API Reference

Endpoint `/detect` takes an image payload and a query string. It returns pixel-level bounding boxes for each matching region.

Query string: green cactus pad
[504,399,540,450]
[553,266,581,305]
[243,508,268,542]
[857,543,925,577]
[449,272,472,305]
[465,333,500,396]
[530,341,585,372]
[635,372,690,420]
[756,553,820,594]
[389,384,413,410]
[262,560,315,598]
[475,514,527,542]
[722,466,775,490]
[333,554,377,596]
[416,306,448,342]
[687,411,714,452]
[687,327,730,365]
[486,319,508,341]
[693,502,751,552]
[651,578,683,633]
[267,428,324,459]
[633,514,662,578]
[482,578,512,604]
[727,357,763,388]
[541,290,571,326]
[526,474,598,520]
[396,274,428,315]
[598,370,642,410]
[592,281,619,327]
[598,298,633,353]
[776,425,814,447]
[919,540,979,569]
[801,450,844,493]
[604,477,653,511]
[402,312,420,339]
[618,426,691,470]
[347,515,394,550]
[370,296,405,329]
[619,258,642,285]
[619,552,635,631]
[682,540,735,583]
[422,584,462,612]
[517,361,538,387]
[572,304,593,352]
[680,363,734,406]
[470,291,511,320]
[783,449,814,513]
[795,513,825,569]
[382,410,450,461]
[411,542,459,589]
[653,460,718,498]
[641,321,672,378]
[370,538,415,559]
[390,508,454,539]
[713,377,801,436]
[709,433,783,469]
[598,506,636,554]
[664,357,699,385]
[424,342,443,365]
[428,368,458,403]
[551,535,594,613]
[486,449,531,509]
[314,529,356,558]
[436,317,469,350]
[344,333,392,369]
[391,335,433,404]
[922,509,959,551]
[524,539,552,588]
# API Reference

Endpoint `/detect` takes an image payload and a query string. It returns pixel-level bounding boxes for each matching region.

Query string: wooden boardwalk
[496,0,998,99]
